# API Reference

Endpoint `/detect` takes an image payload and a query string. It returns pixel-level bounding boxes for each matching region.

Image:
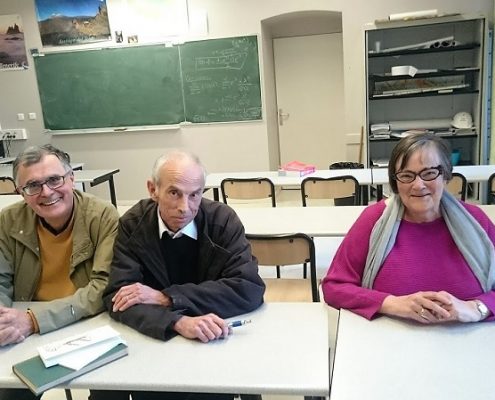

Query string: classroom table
[205,169,373,204]
[235,205,495,237]
[235,206,366,237]
[0,166,119,207]
[1,303,330,398]
[73,169,120,207]
[0,157,15,164]
[371,165,495,202]
[330,309,495,400]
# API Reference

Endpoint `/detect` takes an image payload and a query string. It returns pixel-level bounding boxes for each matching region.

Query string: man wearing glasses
[0,145,121,400]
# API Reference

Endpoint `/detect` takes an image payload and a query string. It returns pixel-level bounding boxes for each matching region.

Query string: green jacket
[0,190,119,333]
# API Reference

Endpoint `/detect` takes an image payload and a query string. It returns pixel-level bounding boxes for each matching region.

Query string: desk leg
[360,185,368,205]
[64,389,73,400]
[108,176,117,207]
[213,188,220,202]
[376,184,383,201]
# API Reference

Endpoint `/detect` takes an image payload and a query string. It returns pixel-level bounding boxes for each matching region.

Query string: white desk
[0,167,119,207]
[0,157,15,164]
[73,169,120,207]
[1,303,329,397]
[205,169,373,203]
[371,165,495,202]
[236,206,366,237]
[330,309,495,400]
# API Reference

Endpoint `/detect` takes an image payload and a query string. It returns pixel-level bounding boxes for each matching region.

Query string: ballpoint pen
[228,319,252,328]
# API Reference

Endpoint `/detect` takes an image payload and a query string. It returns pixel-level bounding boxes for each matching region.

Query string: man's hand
[0,306,34,346]
[112,282,172,312]
[173,314,230,343]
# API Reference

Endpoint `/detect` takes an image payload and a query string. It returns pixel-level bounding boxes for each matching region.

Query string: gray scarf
[362,191,495,292]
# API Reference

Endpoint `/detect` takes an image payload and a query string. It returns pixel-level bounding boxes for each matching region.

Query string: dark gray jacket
[103,198,265,340]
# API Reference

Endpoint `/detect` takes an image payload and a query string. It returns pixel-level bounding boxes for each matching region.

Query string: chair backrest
[0,176,17,195]
[488,173,495,204]
[446,172,467,201]
[247,233,318,302]
[301,175,359,206]
[221,178,276,207]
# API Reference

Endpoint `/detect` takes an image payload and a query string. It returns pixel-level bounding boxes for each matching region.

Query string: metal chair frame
[247,233,319,302]
[220,177,276,207]
[301,175,360,206]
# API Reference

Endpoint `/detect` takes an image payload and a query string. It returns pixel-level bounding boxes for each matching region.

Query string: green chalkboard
[34,35,262,131]
[181,36,262,123]
[35,45,184,130]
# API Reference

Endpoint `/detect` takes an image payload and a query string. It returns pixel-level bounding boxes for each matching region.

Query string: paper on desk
[38,325,123,368]
[57,336,126,370]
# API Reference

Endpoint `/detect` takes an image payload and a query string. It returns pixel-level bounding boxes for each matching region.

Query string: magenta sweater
[322,200,495,320]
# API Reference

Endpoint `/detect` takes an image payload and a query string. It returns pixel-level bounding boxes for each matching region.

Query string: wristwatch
[473,300,490,320]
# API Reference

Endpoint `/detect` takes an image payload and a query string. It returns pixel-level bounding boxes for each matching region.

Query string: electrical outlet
[0,128,28,140]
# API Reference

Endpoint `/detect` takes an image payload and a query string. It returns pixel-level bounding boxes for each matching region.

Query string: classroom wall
[0,0,492,201]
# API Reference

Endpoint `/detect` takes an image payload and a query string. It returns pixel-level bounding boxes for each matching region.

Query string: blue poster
[35,0,111,46]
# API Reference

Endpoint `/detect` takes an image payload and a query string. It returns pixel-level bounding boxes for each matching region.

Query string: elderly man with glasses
[0,144,121,400]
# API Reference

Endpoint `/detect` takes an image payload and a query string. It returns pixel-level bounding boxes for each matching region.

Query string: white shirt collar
[156,207,198,240]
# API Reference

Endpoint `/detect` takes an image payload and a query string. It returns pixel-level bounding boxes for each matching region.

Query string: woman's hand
[380,291,484,323]
[379,291,452,323]
[435,291,483,323]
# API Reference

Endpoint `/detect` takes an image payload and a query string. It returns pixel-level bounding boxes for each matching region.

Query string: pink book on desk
[280,161,316,177]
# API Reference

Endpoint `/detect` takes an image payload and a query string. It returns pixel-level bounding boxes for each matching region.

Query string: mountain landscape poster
[35,0,111,46]
[0,14,28,70]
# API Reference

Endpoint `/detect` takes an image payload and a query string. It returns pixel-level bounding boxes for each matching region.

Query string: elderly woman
[322,133,494,323]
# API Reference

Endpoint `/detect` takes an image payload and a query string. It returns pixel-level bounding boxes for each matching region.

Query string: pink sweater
[322,200,495,320]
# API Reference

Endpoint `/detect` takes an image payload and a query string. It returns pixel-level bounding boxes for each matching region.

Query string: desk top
[205,169,373,187]
[236,206,366,237]
[73,169,119,183]
[2,303,330,396]
[0,163,85,177]
[372,165,495,185]
[331,309,495,400]
[0,157,15,164]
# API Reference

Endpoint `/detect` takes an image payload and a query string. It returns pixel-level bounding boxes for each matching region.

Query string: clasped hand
[380,291,482,324]
[112,282,171,312]
[0,306,33,346]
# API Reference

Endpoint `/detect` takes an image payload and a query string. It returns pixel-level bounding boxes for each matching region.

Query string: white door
[274,34,345,169]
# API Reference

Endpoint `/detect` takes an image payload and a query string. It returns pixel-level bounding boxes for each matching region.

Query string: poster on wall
[35,0,111,46]
[0,14,28,71]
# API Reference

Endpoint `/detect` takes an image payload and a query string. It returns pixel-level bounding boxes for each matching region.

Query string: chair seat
[263,278,314,302]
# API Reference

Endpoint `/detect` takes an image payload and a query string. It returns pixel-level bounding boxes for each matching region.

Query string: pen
[228,319,251,328]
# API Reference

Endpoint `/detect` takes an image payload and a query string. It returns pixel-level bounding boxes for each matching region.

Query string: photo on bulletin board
[0,14,28,70]
[35,0,111,46]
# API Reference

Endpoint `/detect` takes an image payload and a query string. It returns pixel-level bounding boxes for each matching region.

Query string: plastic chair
[301,175,360,206]
[0,176,17,195]
[446,172,467,201]
[247,233,319,302]
[220,177,276,207]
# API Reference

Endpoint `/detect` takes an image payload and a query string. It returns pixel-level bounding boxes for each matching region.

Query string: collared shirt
[156,207,198,240]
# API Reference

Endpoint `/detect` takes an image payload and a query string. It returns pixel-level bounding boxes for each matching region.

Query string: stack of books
[12,325,128,395]
[279,161,316,177]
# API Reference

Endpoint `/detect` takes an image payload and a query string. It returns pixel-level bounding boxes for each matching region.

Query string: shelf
[368,43,480,58]
[369,133,478,142]
[370,89,479,100]
[369,68,479,82]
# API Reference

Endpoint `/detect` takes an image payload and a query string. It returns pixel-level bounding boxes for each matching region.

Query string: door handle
[278,108,290,126]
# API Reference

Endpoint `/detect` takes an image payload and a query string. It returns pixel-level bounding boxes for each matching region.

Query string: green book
[12,343,128,395]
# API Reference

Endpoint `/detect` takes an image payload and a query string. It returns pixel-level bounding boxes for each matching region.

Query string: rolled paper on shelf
[389,10,438,21]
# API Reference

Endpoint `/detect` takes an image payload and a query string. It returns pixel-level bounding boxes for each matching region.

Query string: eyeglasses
[393,166,443,184]
[19,171,72,196]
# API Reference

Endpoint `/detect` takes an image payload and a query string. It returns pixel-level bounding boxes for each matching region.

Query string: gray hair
[151,150,206,186]
[13,144,72,184]
[388,132,452,194]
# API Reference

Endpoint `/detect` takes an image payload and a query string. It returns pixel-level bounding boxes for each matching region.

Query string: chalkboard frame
[33,35,263,134]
